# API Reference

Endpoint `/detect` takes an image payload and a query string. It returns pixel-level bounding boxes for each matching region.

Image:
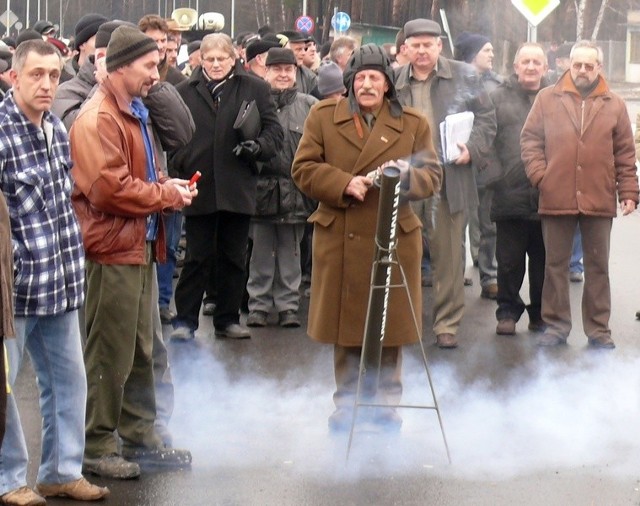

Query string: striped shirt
[0,91,84,316]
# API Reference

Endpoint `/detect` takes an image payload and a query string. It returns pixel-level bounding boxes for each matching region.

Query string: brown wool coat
[521,72,639,217]
[292,97,442,347]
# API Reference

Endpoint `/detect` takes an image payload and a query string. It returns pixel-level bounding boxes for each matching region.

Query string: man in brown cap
[71,25,196,479]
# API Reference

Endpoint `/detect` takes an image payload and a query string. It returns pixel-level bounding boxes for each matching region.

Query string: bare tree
[590,0,609,40]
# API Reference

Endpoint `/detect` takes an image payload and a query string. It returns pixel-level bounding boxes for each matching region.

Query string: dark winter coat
[489,74,548,221]
[395,57,496,214]
[254,88,318,224]
[170,65,284,216]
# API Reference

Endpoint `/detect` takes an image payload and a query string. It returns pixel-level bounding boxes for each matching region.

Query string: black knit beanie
[75,14,108,49]
[106,25,158,72]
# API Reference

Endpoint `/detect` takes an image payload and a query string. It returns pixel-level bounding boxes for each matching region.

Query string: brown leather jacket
[70,78,185,265]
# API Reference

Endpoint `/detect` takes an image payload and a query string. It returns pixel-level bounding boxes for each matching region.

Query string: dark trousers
[495,219,545,323]
[174,211,251,329]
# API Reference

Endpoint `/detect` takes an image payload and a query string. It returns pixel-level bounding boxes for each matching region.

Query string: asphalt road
[11,100,640,506]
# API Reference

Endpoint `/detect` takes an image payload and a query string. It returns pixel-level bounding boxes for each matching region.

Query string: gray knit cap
[106,25,158,72]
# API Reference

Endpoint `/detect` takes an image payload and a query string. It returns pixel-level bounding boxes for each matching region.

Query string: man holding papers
[395,18,496,348]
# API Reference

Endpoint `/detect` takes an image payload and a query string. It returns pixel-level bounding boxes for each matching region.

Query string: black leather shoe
[279,310,300,328]
[215,323,251,339]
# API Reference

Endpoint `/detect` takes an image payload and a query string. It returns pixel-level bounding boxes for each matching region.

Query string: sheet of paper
[440,111,474,163]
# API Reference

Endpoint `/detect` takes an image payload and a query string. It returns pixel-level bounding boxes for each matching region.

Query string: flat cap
[246,39,280,62]
[265,47,296,66]
[404,18,442,38]
[187,40,201,55]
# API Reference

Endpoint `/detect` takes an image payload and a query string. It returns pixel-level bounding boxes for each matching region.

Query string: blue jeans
[0,311,86,493]
[570,225,584,274]
[156,211,182,308]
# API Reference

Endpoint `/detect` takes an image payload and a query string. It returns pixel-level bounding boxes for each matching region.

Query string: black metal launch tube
[360,165,401,399]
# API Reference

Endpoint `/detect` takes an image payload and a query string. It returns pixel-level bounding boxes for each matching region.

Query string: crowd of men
[0,9,636,505]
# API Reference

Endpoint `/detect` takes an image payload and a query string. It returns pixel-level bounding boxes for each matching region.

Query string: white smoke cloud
[168,342,640,481]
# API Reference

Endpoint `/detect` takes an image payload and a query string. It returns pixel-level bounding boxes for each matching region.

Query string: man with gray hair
[521,40,638,348]
[395,18,496,348]
[0,39,108,505]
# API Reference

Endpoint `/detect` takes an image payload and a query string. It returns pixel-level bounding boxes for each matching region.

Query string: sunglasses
[572,62,596,72]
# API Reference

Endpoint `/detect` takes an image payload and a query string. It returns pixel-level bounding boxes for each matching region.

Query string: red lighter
[188,171,201,186]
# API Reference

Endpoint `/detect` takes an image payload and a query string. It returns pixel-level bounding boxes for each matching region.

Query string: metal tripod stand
[345,166,451,464]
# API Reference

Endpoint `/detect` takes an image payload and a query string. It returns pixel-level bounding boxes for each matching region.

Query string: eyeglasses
[202,56,233,64]
[572,62,596,72]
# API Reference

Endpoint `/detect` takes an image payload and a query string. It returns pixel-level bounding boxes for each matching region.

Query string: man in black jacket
[489,43,549,336]
[245,48,317,329]
[170,33,283,341]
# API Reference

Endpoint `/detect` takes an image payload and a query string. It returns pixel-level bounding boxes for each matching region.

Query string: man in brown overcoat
[521,40,639,348]
[292,44,441,431]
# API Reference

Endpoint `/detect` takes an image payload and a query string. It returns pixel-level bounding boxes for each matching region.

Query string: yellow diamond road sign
[0,10,18,29]
[511,0,560,26]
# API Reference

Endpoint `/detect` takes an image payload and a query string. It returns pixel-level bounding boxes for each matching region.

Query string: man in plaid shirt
[0,40,108,504]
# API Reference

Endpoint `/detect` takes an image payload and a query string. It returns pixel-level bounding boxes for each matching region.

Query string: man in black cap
[395,18,496,349]
[32,20,56,37]
[453,31,501,301]
[245,38,280,78]
[182,40,202,77]
[70,25,195,479]
[292,44,441,432]
[547,42,572,82]
[246,48,318,329]
[61,13,107,83]
[0,47,11,96]
[279,30,318,96]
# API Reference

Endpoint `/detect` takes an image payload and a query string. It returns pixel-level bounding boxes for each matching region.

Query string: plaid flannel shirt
[0,91,84,316]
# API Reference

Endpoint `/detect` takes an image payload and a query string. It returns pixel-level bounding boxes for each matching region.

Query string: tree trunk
[575,0,586,40]
[590,0,609,41]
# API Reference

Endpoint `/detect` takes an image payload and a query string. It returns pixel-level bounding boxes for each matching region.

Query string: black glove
[233,140,261,161]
